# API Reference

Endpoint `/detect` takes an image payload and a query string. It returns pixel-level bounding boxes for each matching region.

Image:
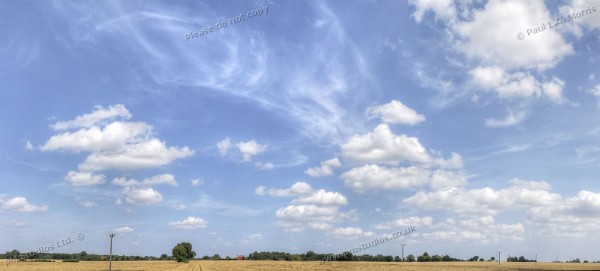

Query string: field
[3,261,600,271]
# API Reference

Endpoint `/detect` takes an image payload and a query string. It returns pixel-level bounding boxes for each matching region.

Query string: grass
[2,260,600,271]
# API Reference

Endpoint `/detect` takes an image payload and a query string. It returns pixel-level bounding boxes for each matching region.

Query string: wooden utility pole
[109,234,116,271]
[498,252,501,265]
[401,244,406,262]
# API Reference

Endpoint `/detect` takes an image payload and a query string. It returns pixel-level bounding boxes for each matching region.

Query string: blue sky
[1,0,600,261]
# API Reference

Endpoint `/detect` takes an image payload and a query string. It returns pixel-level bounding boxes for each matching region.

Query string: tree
[340,251,353,261]
[160,254,169,260]
[6,250,20,259]
[212,254,221,260]
[490,257,495,262]
[417,252,431,262]
[172,242,196,263]
[406,254,416,262]
[306,251,316,261]
[442,255,462,262]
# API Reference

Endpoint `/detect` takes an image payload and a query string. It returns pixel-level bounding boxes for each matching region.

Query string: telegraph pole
[109,234,116,271]
[498,252,501,265]
[401,244,406,262]
[535,254,538,264]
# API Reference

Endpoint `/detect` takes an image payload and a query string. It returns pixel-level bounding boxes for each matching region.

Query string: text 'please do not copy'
[185,6,269,41]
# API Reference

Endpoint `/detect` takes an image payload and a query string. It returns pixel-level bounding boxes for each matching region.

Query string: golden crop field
[3,261,600,271]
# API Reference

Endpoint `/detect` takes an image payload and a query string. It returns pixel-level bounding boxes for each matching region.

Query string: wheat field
[3,260,600,271]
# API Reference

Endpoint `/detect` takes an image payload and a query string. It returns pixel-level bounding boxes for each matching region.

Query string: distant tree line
[506,256,536,262]
[414,252,462,262]
[566,259,593,263]
[245,251,462,262]
[1,250,170,261]
[3,249,599,263]
[248,251,397,262]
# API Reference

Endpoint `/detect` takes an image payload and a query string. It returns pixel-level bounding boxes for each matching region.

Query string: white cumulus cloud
[262,182,353,232]
[407,0,456,23]
[79,139,193,171]
[191,178,204,186]
[41,105,193,174]
[275,204,340,222]
[470,66,567,102]
[340,164,467,193]
[217,138,267,161]
[341,123,430,165]
[1,197,48,212]
[366,100,426,125]
[292,189,348,205]
[305,157,342,177]
[51,104,131,131]
[237,140,267,161]
[112,174,178,187]
[169,216,208,230]
[123,187,163,205]
[485,110,528,128]
[255,182,314,197]
[65,171,106,186]
[217,138,233,156]
[404,179,561,215]
[113,226,134,234]
[331,227,369,240]
[375,216,433,230]
[455,0,573,71]
[341,164,430,192]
